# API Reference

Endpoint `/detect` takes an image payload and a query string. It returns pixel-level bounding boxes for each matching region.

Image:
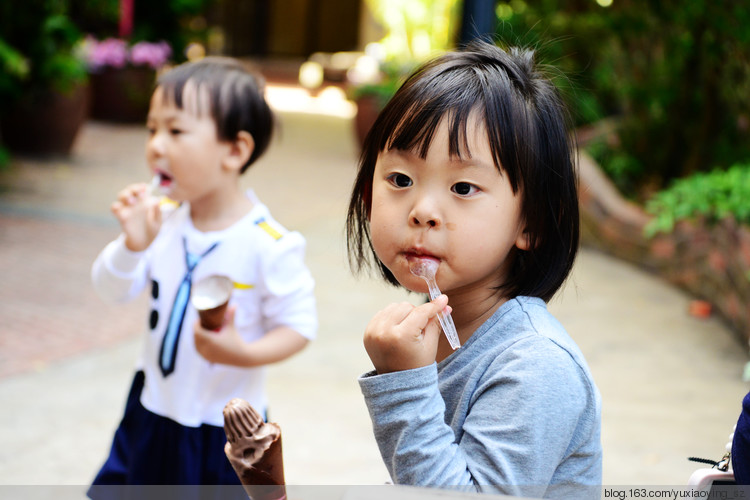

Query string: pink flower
[87,38,128,70]
[129,41,172,69]
[84,37,171,71]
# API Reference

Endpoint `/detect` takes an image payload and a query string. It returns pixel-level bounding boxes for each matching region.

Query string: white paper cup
[191,275,233,331]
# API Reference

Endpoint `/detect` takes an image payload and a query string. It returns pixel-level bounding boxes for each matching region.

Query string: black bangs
[371,56,528,197]
[380,66,484,163]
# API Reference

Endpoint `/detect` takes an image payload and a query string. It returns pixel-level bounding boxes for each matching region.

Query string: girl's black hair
[155,56,274,172]
[346,40,579,303]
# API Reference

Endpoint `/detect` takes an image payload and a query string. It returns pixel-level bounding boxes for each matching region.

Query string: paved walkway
[0,84,748,491]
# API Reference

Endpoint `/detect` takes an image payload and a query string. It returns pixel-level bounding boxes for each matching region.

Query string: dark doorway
[221,0,362,58]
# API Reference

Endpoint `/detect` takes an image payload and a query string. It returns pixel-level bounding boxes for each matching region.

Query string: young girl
[88,57,317,494]
[346,41,602,497]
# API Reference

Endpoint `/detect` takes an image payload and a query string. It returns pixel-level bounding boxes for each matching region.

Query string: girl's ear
[223,131,255,172]
[515,226,533,251]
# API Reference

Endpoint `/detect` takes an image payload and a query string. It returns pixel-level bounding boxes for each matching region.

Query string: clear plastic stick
[149,174,163,197]
[410,259,460,350]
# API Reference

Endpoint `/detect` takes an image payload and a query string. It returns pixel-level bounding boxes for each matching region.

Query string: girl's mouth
[404,249,440,265]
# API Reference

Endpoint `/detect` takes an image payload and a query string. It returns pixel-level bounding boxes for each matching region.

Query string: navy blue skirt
[88,371,247,499]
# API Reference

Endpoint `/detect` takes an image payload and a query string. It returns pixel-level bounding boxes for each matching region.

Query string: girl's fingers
[399,294,449,336]
[364,296,449,373]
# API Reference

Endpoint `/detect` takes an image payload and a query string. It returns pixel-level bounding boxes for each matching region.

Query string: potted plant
[82,36,171,122]
[348,58,410,147]
[0,2,89,156]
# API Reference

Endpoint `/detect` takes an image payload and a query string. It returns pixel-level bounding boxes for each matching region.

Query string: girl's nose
[409,195,441,228]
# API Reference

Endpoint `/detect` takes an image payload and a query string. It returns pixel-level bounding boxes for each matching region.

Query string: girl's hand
[364,295,450,374]
[194,306,248,366]
[111,183,162,252]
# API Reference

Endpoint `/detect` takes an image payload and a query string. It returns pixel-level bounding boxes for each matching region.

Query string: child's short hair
[156,56,273,172]
[346,41,579,302]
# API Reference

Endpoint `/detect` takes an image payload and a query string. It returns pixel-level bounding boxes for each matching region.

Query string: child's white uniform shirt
[92,190,317,427]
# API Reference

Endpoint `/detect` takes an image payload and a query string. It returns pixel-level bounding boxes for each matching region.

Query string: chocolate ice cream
[223,398,285,500]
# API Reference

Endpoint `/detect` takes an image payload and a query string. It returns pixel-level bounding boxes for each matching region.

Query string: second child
[89,57,317,491]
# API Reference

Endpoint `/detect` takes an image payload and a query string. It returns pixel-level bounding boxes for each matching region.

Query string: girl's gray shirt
[359,296,602,499]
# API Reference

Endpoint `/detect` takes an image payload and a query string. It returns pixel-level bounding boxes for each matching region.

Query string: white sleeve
[258,231,318,340]
[91,234,150,303]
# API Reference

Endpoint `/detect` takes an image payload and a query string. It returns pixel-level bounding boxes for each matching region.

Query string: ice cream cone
[223,398,286,500]
[191,275,233,331]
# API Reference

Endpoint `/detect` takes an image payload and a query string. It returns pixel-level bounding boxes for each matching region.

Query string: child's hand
[111,183,162,252]
[194,306,248,366]
[364,295,450,374]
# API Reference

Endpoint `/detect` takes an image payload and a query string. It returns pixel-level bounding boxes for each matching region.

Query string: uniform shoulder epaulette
[254,217,284,241]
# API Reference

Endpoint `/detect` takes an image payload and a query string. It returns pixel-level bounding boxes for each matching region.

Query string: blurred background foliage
[350,0,461,108]
[364,0,461,66]
[0,0,214,102]
[644,162,750,237]
[69,0,214,64]
[494,0,750,204]
[0,0,88,102]
[0,0,216,165]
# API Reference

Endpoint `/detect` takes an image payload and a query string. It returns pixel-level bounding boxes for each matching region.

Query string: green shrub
[0,1,88,107]
[493,1,750,201]
[644,162,750,237]
[0,146,10,169]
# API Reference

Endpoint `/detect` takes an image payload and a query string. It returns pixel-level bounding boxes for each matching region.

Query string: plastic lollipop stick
[149,174,163,197]
[410,258,460,350]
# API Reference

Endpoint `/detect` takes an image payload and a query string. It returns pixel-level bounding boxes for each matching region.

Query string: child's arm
[91,235,149,303]
[194,228,316,368]
[193,306,309,366]
[359,336,598,496]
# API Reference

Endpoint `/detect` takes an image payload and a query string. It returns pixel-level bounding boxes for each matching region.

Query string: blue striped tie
[159,237,219,377]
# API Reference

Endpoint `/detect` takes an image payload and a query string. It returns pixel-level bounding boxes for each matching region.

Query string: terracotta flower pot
[0,83,90,157]
[353,94,382,149]
[90,66,155,123]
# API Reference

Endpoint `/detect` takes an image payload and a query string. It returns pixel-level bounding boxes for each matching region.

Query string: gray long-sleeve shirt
[359,296,602,498]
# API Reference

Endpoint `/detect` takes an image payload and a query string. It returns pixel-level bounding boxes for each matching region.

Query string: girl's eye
[170,128,183,135]
[146,127,156,136]
[386,173,413,188]
[452,182,479,196]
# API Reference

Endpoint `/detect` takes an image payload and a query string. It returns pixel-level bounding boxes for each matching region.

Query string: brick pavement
[0,116,150,379]
[0,107,157,379]
[0,213,146,378]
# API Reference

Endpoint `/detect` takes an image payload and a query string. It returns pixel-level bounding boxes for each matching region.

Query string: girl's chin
[393,274,429,295]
